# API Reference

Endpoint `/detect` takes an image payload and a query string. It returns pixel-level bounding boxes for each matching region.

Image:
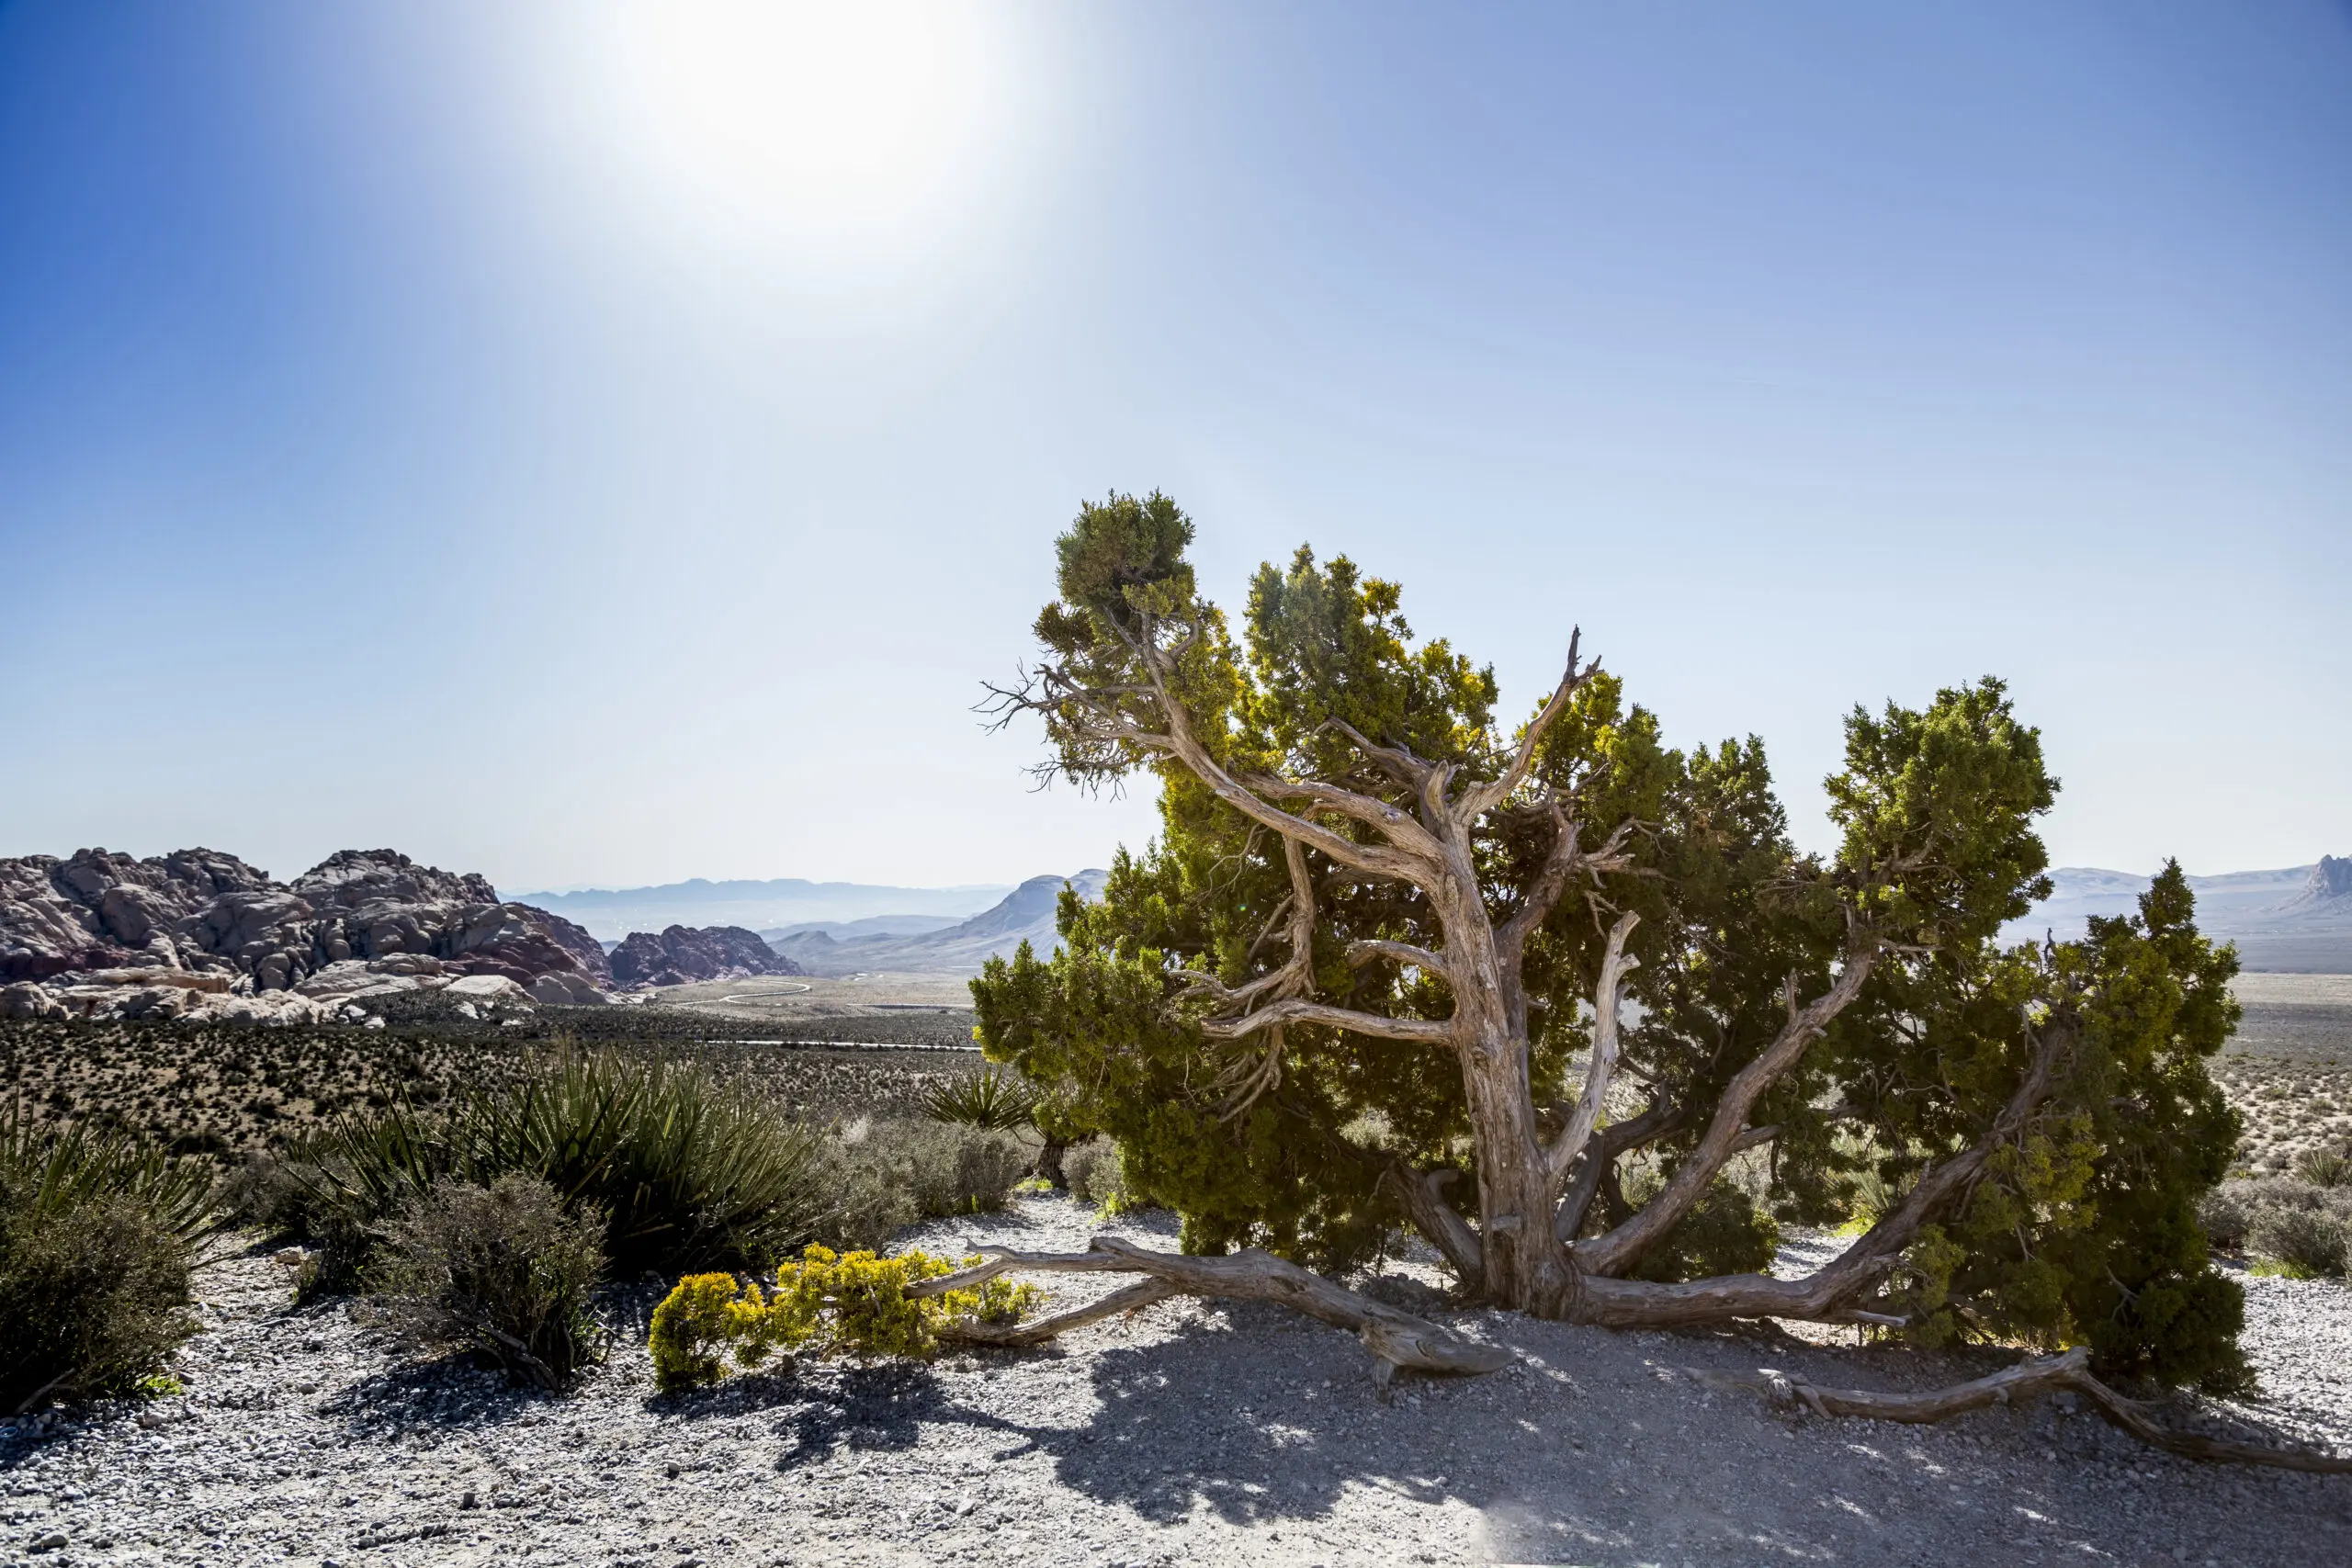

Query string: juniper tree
[959,491,2254,1404]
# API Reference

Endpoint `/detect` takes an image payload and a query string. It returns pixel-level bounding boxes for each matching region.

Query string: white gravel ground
[4,1198,2349,1568]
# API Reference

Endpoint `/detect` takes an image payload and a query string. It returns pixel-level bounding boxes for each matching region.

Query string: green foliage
[2292,1145,2350,1189]
[367,1174,607,1388]
[1878,866,2253,1391]
[1622,1172,1781,1284]
[1061,1137,1136,1213]
[277,1049,830,1292]
[975,498,2248,1386]
[820,1121,1032,1250]
[2204,1176,2352,1279]
[648,1247,1044,1391]
[920,1066,1042,1133]
[0,1110,215,1410]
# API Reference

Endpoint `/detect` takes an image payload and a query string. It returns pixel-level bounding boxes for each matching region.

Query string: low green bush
[2202,1174,2352,1277]
[822,1121,1030,1250]
[0,1109,218,1411]
[278,1049,830,1292]
[1061,1137,1136,1213]
[2292,1145,2351,1190]
[367,1174,607,1388]
[2250,1196,2352,1279]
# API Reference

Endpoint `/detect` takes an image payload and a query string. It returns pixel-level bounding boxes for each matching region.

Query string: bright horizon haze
[2,2,2346,894]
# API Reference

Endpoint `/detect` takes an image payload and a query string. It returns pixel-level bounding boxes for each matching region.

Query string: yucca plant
[2292,1145,2351,1190]
[459,1051,831,1274]
[1,1104,220,1411]
[277,1048,831,1292]
[919,1066,1041,1133]
[0,1105,220,1245]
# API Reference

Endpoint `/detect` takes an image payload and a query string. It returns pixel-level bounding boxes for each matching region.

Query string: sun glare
[594,0,1016,259]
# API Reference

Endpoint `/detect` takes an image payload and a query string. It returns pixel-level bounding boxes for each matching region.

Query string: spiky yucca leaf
[920,1066,1040,1133]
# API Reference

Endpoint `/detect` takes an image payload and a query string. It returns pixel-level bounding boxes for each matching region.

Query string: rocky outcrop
[2281,854,2352,912]
[607,925,803,989]
[0,846,612,998]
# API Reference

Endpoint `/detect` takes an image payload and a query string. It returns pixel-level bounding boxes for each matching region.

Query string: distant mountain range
[2006,856,2350,972]
[509,877,1012,942]
[764,871,1111,976]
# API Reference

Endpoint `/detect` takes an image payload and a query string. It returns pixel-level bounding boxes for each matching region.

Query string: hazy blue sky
[2,2,2346,894]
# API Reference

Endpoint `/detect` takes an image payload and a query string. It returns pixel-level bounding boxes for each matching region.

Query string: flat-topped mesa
[0,844,610,998]
[608,925,803,989]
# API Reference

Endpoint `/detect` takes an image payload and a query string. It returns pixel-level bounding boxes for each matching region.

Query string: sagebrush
[0,1108,216,1411]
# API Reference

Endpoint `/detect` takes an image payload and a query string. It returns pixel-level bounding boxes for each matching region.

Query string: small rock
[663,1462,681,1479]
[28,1533,67,1552]
[459,1490,478,1509]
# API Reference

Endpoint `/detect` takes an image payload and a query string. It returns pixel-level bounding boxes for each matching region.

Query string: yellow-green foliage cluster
[649,1246,1043,1392]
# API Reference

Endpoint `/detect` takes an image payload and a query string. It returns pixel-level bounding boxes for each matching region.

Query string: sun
[591,0,1017,258]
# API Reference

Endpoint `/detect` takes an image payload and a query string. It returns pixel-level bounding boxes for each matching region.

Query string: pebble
[0,1199,2345,1565]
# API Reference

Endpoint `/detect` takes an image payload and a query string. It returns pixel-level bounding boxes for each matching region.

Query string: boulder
[524,971,606,1006]
[444,973,531,1005]
[0,982,65,1021]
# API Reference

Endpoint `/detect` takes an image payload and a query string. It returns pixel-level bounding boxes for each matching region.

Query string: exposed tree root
[910,1236,1514,1390]
[1681,1346,2352,1474]
[922,1237,2351,1472]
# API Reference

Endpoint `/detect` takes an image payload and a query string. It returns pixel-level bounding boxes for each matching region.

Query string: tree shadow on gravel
[321,1357,566,1440]
[978,1301,2351,1568]
[653,1360,1034,1472]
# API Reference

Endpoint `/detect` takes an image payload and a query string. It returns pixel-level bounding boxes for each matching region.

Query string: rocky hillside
[770,870,1109,976]
[607,925,804,988]
[0,846,609,996]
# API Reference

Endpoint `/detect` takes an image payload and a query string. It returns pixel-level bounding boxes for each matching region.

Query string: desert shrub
[2247,1190,2352,1279]
[279,1050,830,1292]
[2292,1145,2350,1190]
[459,1051,829,1274]
[0,1111,217,1410]
[2198,1179,2262,1252]
[211,1151,313,1235]
[822,1121,1029,1249]
[650,1246,1043,1392]
[1062,1137,1136,1212]
[367,1174,607,1387]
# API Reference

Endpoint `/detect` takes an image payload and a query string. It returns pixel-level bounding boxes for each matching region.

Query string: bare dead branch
[1541,911,1641,1190]
[1576,944,1880,1278]
[1319,716,1441,798]
[1241,773,1450,860]
[1385,1164,1485,1281]
[1345,938,1451,980]
[1684,1348,2352,1473]
[1201,998,1455,1047]
[1457,627,1593,820]
[1156,705,1439,884]
[1569,1017,2074,1325]
[1553,1101,1690,1242]
[936,1279,1182,1348]
[1205,838,1324,1118]
[1498,810,1640,961]
[909,1236,1515,1385]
